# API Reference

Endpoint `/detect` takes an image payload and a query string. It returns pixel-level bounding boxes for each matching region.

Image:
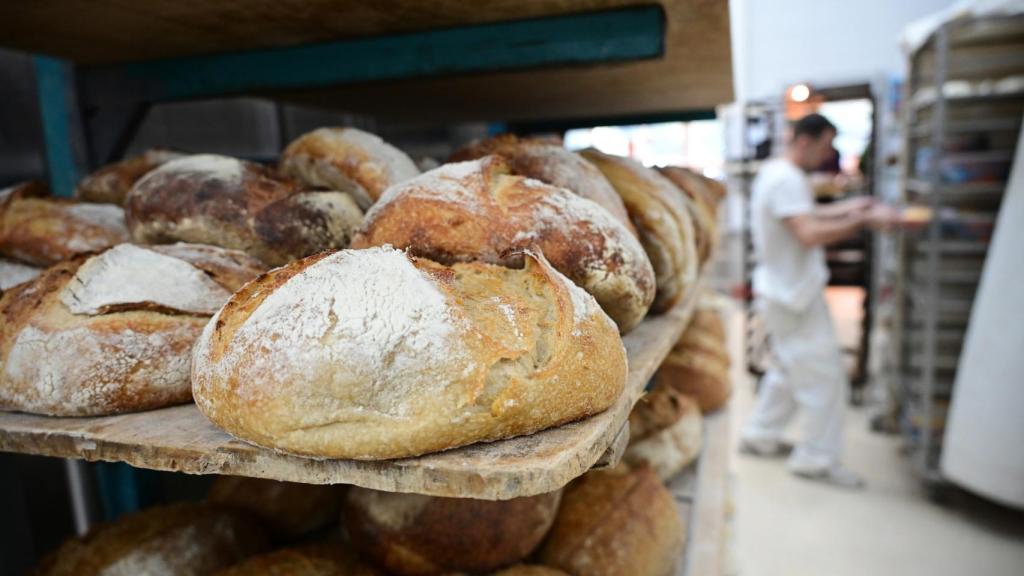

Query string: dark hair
[792,113,837,140]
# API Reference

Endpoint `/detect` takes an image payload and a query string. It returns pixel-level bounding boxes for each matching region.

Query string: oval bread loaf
[213,541,383,576]
[539,465,684,576]
[0,181,129,266]
[658,166,721,266]
[207,476,344,540]
[192,246,627,460]
[656,304,731,413]
[578,150,698,313]
[448,134,635,234]
[0,243,264,416]
[352,156,655,333]
[280,127,420,210]
[34,503,269,576]
[125,154,363,266]
[344,486,561,576]
[624,387,703,480]
[76,149,184,205]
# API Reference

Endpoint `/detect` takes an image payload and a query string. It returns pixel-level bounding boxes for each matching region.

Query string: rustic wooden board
[678,406,731,576]
[0,287,698,500]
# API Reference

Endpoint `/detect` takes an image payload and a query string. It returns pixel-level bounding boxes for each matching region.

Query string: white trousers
[742,292,849,471]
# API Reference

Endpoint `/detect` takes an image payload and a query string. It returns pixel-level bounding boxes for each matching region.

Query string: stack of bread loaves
[659,166,726,268]
[655,294,732,414]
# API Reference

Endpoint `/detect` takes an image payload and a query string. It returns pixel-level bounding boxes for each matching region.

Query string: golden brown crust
[0,181,129,266]
[656,308,731,413]
[192,247,627,460]
[539,466,685,576]
[351,156,654,333]
[213,541,382,576]
[449,135,635,235]
[489,567,570,576]
[628,382,699,442]
[345,487,561,576]
[658,166,720,266]
[76,149,184,205]
[125,155,363,266]
[34,503,269,576]
[578,150,698,313]
[207,476,344,540]
[624,392,703,480]
[0,244,265,416]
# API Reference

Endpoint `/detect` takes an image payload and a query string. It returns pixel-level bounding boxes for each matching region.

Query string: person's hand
[865,203,901,231]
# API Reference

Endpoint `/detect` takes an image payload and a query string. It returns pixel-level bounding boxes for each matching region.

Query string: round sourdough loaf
[656,305,731,413]
[76,149,184,205]
[344,486,561,576]
[34,503,269,576]
[578,150,698,313]
[207,476,344,540]
[658,166,721,267]
[624,386,703,480]
[280,127,420,210]
[0,243,264,416]
[191,246,626,460]
[351,156,655,333]
[214,541,382,576]
[539,465,684,576]
[488,567,570,576]
[125,154,363,266]
[0,181,129,266]
[448,134,635,234]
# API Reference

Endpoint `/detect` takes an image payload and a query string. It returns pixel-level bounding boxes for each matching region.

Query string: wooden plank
[0,286,699,501]
[680,406,732,576]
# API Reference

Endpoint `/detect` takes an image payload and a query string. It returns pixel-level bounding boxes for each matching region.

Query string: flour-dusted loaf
[344,486,562,576]
[33,503,269,576]
[0,243,264,416]
[0,181,129,266]
[352,156,655,333]
[656,302,731,413]
[208,476,343,540]
[192,246,626,460]
[449,134,635,234]
[624,386,702,480]
[539,466,685,576]
[213,541,383,576]
[659,166,723,266]
[76,149,184,205]
[280,127,420,210]
[125,154,363,266]
[579,150,698,313]
[0,257,40,291]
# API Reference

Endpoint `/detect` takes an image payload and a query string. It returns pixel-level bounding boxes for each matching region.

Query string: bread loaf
[0,181,129,266]
[578,150,698,312]
[76,149,184,205]
[351,156,655,332]
[539,466,684,576]
[207,476,343,540]
[449,135,635,234]
[488,567,570,576]
[656,305,731,413]
[0,243,264,416]
[280,127,420,210]
[213,541,382,576]
[624,387,702,480]
[125,154,363,266]
[659,166,720,266]
[192,246,626,460]
[34,503,269,576]
[0,257,40,290]
[344,487,561,576]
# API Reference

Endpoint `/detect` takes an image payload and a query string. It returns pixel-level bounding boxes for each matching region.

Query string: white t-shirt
[750,158,829,311]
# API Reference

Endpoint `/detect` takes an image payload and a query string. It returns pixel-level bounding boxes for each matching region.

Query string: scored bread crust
[125,154,363,266]
[351,156,655,333]
[191,246,627,460]
[448,134,636,235]
[0,181,129,266]
[280,127,420,210]
[539,465,685,576]
[624,390,703,480]
[656,306,731,413]
[0,244,264,416]
[75,149,184,205]
[578,150,698,313]
[659,166,722,267]
[344,487,562,575]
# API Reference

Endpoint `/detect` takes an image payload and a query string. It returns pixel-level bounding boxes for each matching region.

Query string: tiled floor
[724,293,1024,576]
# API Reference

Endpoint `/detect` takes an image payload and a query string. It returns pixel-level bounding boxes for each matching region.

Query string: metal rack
[895,14,1024,486]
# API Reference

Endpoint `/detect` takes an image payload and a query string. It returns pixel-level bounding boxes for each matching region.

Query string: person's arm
[783,209,869,248]
[814,196,873,220]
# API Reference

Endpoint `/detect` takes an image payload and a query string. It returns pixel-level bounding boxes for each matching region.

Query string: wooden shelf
[0,282,700,501]
[676,406,732,576]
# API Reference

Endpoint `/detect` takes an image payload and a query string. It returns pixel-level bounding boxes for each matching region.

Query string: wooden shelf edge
[0,279,702,500]
[678,405,732,576]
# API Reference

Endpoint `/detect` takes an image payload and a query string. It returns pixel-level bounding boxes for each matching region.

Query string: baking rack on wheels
[0,1,735,574]
[895,13,1024,491]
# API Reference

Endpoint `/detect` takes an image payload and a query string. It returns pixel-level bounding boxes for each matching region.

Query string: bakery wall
[729,0,958,102]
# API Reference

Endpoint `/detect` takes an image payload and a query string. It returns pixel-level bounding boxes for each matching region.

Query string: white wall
[730,0,958,102]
